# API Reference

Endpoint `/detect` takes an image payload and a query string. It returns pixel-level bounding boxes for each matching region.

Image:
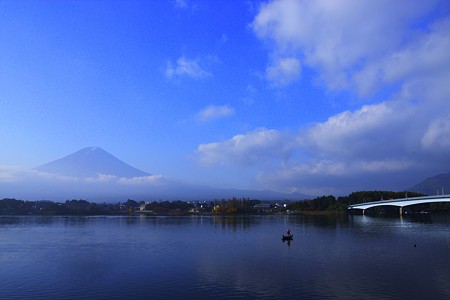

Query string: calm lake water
[0,214,449,299]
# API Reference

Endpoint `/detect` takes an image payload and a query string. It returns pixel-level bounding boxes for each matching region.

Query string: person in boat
[286,229,291,236]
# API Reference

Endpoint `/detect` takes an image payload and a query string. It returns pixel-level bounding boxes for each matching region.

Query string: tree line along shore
[0,191,448,216]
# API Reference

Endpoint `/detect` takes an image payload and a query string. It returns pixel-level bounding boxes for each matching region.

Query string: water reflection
[0,215,56,226]
[0,216,24,225]
[284,214,351,230]
[0,214,448,299]
[212,215,259,232]
[282,237,292,247]
[0,213,447,229]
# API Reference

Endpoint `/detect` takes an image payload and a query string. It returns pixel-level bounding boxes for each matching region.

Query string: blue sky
[1,0,450,198]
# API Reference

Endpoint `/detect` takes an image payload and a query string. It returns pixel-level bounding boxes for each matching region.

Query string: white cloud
[196,105,234,122]
[251,0,443,93]
[0,167,167,187]
[353,17,450,96]
[195,90,450,194]
[421,116,450,150]
[0,166,80,183]
[0,165,28,182]
[301,101,406,159]
[81,174,167,186]
[266,57,301,86]
[255,157,415,195]
[165,56,211,79]
[0,166,172,201]
[173,0,197,10]
[85,174,118,183]
[257,158,413,189]
[117,175,165,185]
[240,0,450,194]
[286,95,447,179]
[195,128,295,166]
[174,0,188,9]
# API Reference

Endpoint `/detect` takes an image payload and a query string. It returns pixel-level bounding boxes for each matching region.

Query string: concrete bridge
[348,195,450,215]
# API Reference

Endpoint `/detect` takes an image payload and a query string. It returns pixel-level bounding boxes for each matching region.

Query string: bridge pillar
[399,207,403,215]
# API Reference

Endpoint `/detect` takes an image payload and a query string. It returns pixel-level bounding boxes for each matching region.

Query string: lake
[0,214,449,299]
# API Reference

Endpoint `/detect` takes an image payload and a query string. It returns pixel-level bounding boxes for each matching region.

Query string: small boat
[282,234,293,241]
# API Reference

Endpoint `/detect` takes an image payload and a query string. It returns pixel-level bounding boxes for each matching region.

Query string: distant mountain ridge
[407,172,450,195]
[35,147,150,178]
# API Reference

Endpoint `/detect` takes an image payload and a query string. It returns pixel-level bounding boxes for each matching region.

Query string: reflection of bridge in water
[348,195,450,215]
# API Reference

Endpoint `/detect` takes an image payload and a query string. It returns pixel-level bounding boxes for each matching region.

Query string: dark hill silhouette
[34,147,150,178]
[407,172,450,195]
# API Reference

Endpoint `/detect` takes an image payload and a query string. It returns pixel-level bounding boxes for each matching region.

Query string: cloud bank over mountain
[0,147,307,202]
[0,148,171,201]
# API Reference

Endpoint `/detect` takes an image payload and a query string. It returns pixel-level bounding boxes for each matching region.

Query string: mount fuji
[11,147,310,202]
[34,147,150,178]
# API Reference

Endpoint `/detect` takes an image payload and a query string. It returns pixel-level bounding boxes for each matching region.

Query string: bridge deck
[348,195,450,210]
